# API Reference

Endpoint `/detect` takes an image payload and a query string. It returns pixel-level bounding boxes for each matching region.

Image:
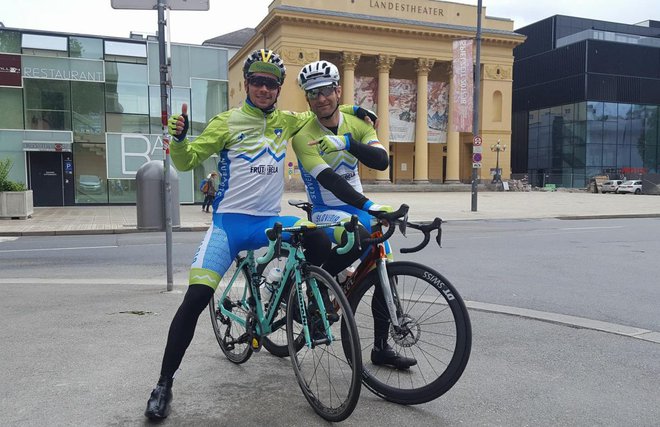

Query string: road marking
[559,226,624,231]
[0,245,119,253]
[0,237,19,243]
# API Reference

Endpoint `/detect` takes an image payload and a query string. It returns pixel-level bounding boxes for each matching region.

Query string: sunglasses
[248,76,280,90]
[305,85,336,100]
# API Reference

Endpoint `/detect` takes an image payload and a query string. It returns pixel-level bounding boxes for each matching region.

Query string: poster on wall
[428,81,449,143]
[354,76,378,112]
[389,78,416,142]
[451,39,473,132]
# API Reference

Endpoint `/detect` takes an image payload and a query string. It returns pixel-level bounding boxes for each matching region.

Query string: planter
[0,190,34,219]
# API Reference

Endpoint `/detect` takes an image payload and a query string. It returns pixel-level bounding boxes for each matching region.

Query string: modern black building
[511,15,660,188]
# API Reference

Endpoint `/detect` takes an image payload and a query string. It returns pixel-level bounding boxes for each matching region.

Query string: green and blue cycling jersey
[170,99,362,288]
[292,112,386,229]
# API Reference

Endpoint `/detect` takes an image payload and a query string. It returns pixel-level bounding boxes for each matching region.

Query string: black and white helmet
[297,60,340,91]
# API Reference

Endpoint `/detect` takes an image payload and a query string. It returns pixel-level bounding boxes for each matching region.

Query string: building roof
[203,28,255,48]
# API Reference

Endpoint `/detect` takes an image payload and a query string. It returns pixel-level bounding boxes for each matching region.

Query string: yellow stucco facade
[228,0,524,184]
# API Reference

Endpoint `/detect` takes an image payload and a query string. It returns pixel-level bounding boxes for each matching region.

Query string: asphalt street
[1,216,659,426]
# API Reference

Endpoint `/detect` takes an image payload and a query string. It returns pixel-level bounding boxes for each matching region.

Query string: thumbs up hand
[168,103,189,141]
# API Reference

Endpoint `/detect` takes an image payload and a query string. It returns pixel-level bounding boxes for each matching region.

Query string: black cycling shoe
[371,344,417,370]
[145,377,173,419]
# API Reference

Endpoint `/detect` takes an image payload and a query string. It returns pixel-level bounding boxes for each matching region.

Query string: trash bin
[136,160,180,230]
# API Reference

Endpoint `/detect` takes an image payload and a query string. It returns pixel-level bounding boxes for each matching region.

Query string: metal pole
[157,1,174,291]
[471,0,483,212]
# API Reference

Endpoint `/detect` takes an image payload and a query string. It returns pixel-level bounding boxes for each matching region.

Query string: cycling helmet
[243,49,286,84]
[297,60,340,91]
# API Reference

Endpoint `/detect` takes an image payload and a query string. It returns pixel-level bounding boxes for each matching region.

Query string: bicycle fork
[375,245,401,329]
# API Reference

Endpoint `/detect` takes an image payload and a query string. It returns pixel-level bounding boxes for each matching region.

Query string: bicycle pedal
[251,337,262,352]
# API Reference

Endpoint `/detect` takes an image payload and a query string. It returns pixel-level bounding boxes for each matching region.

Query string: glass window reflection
[72,82,105,143]
[69,37,103,59]
[24,79,71,130]
[191,79,227,135]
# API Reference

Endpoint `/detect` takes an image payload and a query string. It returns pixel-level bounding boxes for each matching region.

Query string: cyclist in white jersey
[292,60,417,371]
[145,50,386,420]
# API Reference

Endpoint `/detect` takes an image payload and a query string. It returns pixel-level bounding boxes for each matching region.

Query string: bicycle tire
[257,249,305,357]
[208,257,253,364]
[286,265,362,422]
[345,261,471,404]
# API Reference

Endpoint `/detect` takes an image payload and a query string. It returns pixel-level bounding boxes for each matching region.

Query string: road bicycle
[260,201,472,405]
[208,220,362,422]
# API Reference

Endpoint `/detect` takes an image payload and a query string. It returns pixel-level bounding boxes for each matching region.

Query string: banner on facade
[354,76,378,112]
[0,54,22,87]
[389,78,416,142]
[451,39,473,132]
[427,81,449,143]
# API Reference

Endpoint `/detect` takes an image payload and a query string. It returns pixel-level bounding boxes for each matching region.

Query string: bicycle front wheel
[286,265,362,422]
[347,261,471,404]
[208,257,253,364]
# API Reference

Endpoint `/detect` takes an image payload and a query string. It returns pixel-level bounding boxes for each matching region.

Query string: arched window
[493,90,502,122]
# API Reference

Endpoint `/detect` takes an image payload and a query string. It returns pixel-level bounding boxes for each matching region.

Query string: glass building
[0,28,228,206]
[512,16,660,188]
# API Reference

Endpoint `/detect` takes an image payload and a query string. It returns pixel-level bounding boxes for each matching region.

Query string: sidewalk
[2,190,660,236]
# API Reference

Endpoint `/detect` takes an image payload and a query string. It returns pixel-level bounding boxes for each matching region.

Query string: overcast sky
[1,0,657,45]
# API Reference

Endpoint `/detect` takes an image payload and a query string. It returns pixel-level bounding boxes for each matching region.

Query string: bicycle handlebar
[285,200,442,255]
[257,216,361,264]
[399,217,443,253]
[257,222,283,264]
[361,204,409,246]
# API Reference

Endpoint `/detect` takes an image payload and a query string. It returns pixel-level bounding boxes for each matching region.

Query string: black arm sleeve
[316,168,369,210]
[346,135,389,171]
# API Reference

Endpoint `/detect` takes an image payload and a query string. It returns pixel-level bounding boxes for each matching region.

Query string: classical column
[414,58,435,183]
[340,52,361,105]
[376,54,396,182]
[445,62,460,183]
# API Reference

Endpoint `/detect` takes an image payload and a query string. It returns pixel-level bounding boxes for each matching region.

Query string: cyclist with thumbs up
[145,49,380,420]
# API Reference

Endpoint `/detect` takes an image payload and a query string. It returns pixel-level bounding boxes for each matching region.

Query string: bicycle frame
[286,199,441,335]
[216,240,334,348]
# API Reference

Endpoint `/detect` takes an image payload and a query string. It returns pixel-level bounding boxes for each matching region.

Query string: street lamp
[490,139,506,184]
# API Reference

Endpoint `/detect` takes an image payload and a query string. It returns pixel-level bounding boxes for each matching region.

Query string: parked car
[600,180,623,193]
[78,174,103,194]
[617,180,642,194]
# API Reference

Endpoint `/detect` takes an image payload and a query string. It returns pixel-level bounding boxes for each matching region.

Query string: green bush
[0,158,27,192]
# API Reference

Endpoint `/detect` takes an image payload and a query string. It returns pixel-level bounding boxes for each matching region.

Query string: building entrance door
[28,152,64,206]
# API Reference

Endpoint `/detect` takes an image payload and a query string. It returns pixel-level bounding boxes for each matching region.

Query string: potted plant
[0,158,34,219]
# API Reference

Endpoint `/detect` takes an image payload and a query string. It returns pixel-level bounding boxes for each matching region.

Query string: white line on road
[559,226,624,231]
[0,245,119,253]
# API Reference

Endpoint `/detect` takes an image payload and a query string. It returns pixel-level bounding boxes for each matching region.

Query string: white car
[617,180,642,194]
[601,180,623,193]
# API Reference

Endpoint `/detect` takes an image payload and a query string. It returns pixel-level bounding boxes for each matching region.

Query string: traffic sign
[473,136,482,146]
[472,162,482,168]
[473,145,482,153]
[472,153,482,163]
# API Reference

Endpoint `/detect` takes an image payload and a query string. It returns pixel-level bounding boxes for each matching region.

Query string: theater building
[226,0,523,186]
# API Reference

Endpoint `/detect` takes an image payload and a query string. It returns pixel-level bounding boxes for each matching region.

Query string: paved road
[1,219,659,425]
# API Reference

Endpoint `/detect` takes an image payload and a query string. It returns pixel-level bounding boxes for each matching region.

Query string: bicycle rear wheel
[257,249,305,357]
[208,257,253,364]
[346,261,471,404]
[286,265,362,422]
